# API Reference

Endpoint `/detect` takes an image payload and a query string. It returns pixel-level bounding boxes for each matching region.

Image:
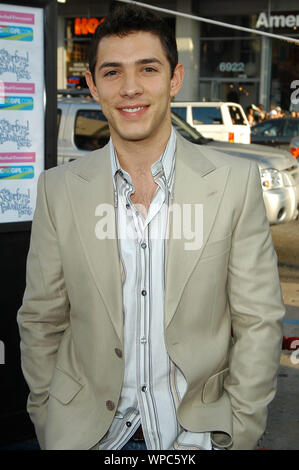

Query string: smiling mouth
[122,106,145,113]
[117,105,149,118]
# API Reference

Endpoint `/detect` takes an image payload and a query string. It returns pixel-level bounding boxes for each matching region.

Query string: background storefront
[64,16,104,88]
[57,0,111,89]
[57,0,299,111]
[198,15,262,111]
[193,0,299,111]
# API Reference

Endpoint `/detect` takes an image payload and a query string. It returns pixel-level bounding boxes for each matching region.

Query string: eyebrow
[98,57,163,72]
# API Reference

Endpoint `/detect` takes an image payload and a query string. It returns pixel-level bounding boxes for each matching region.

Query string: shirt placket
[128,182,167,449]
[110,144,176,450]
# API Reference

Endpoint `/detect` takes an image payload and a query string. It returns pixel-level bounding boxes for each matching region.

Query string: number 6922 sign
[218,62,245,73]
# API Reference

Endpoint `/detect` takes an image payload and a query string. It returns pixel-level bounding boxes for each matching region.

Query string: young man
[17,4,285,450]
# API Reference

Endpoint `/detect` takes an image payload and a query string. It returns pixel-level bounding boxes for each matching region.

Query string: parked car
[170,101,250,144]
[57,92,299,225]
[251,117,299,150]
[289,136,299,160]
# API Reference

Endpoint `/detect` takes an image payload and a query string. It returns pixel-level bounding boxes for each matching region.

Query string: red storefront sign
[74,17,104,35]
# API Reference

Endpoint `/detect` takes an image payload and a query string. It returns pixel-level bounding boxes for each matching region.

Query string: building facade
[57,0,299,111]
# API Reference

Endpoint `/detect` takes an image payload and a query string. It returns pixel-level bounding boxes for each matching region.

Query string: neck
[111,128,172,176]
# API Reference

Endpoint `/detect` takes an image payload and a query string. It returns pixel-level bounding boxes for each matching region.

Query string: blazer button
[115,348,123,358]
[106,400,115,411]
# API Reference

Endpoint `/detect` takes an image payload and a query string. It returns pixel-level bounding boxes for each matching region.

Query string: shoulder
[35,145,111,216]
[41,144,110,187]
[176,133,255,183]
[178,133,252,170]
[201,145,251,167]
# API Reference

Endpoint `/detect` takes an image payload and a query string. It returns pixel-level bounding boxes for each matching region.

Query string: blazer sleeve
[225,160,285,450]
[17,171,70,449]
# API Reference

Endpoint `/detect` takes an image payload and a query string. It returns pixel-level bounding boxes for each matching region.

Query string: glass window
[200,15,254,38]
[192,107,223,125]
[74,109,110,150]
[283,119,299,137]
[66,40,89,88]
[228,105,247,125]
[171,106,187,121]
[65,19,95,88]
[200,38,260,79]
[251,120,283,137]
[171,112,204,143]
[223,82,259,110]
[271,39,299,110]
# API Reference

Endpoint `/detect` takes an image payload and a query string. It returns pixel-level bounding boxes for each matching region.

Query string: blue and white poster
[0,3,44,223]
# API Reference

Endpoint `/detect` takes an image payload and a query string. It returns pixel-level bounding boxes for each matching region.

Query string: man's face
[86,31,184,146]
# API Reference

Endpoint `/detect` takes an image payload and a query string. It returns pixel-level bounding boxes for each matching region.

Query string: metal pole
[117,0,299,45]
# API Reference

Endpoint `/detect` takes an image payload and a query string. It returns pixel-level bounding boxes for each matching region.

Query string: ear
[85,70,100,103]
[170,62,184,98]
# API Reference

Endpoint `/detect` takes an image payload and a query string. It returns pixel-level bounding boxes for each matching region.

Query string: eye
[143,66,157,73]
[104,70,119,78]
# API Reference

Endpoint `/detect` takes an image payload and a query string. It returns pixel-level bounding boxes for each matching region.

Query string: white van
[171,101,250,144]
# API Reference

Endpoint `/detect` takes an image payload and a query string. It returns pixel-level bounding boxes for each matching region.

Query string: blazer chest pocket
[49,367,83,405]
[202,368,229,404]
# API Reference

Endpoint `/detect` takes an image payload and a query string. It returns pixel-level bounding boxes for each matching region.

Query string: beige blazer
[17,133,285,450]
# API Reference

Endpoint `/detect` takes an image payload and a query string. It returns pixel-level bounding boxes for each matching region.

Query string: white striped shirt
[98,128,212,450]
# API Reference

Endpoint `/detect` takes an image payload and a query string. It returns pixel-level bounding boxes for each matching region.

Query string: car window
[251,120,283,137]
[74,109,110,151]
[192,107,223,125]
[171,111,205,144]
[228,105,247,125]
[284,119,299,137]
[171,106,187,121]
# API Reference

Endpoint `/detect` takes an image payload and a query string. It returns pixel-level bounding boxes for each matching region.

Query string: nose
[119,70,143,98]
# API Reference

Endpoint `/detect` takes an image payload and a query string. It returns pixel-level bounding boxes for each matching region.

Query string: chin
[117,127,156,143]
[124,134,151,142]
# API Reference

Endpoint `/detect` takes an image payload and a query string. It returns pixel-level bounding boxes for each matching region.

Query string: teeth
[122,107,144,112]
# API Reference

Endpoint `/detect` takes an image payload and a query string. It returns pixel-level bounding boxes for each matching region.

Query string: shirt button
[141,386,147,393]
[115,348,123,358]
[140,337,147,344]
[126,421,132,427]
[141,290,147,296]
[106,400,115,411]
[141,242,147,249]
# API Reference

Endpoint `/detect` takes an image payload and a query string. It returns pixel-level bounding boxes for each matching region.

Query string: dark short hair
[88,3,178,81]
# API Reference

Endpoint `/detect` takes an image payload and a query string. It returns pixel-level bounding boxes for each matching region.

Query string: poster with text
[0,4,44,223]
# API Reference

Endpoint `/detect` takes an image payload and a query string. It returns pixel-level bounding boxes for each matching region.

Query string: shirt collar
[109,126,176,192]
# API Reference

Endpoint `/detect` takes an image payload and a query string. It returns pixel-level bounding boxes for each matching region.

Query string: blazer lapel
[165,134,230,329]
[65,146,123,343]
